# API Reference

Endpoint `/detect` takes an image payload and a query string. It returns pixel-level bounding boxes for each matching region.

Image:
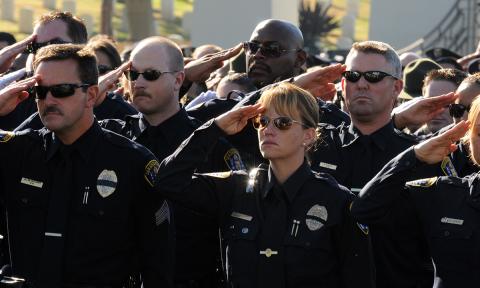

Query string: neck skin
[351,113,392,135]
[269,153,304,184]
[143,98,180,127]
[56,115,94,145]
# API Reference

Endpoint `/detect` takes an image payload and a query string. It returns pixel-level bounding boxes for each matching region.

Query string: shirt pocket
[429,225,475,273]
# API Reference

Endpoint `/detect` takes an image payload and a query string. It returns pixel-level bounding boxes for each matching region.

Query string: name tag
[351,188,362,193]
[319,162,337,170]
[231,211,253,221]
[441,217,464,225]
[20,177,43,188]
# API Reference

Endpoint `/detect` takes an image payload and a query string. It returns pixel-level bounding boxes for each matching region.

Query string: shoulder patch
[0,131,15,143]
[224,148,246,171]
[144,159,160,187]
[441,157,458,177]
[199,171,233,178]
[394,128,419,143]
[406,177,438,188]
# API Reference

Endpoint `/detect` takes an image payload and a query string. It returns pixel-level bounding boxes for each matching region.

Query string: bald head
[131,36,184,72]
[251,19,304,49]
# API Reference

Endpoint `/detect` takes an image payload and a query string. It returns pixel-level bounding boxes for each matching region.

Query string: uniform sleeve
[136,156,174,288]
[333,192,375,288]
[310,126,343,181]
[350,146,431,224]
[156,119,237,218]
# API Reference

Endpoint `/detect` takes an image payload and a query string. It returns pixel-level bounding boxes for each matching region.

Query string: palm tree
[299,0,339,54]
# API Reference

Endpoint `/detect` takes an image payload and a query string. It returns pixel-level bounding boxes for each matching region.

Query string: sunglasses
[252,115,308,131]
[25,38,69,54]
[449,103,470,118]
[98,65,113,75]
[243,41,299,58]
[342,70,398,83]
[33,83,91,100]
[124,69,177,81]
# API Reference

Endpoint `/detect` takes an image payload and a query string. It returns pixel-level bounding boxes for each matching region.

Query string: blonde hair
[257,82,320,148]
[463,96,480,165]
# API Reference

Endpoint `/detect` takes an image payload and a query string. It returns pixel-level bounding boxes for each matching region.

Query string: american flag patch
[155,201,170,226]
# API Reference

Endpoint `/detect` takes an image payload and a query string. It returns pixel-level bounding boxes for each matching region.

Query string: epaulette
[439,175,469,188]
[406,177,438,188]
[317,122,337,131]
[99,118,127,134]
[101,128,151,158]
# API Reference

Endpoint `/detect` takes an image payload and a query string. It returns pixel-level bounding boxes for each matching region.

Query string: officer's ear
[303,127,316,148]
[85,85,99,108]
[173,71,185,92]
[294,49,307,69]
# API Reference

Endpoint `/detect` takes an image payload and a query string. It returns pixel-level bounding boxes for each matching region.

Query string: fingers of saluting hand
[209,43,243,62]
[438,120,470,145]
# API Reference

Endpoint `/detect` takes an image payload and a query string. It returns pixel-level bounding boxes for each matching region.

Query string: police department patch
[305,204,328,231]
[0,131,14,143]
[406,177,437,188]
[441,157,458,177]
[224,148,246,171]
[144,160,160,187]
[97,169,117,198]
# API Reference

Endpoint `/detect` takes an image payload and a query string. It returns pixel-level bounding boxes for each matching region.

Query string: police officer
[0,44,173,287]
[100,36,243,288]
[186,19,349,169]
[351,106,478,287]
[311,41,434,287]
[157,83,373,288]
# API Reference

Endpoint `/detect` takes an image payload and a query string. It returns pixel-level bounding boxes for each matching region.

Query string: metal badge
[305,204,328,231]
[246,168,258,193]
[259,248,278,257]
[96,169,118,198]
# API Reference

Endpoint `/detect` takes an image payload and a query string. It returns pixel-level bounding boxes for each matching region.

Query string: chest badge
[97,169,118,198]
[306,204,328,231]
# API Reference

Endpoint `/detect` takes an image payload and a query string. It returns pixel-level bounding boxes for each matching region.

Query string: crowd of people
[0,9,479,288]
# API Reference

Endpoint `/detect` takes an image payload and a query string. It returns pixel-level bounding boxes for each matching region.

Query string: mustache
[41,106,63,116]
[248,62,272,73]
[133,90,151,98]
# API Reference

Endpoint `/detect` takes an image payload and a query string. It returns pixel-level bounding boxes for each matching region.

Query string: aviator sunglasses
[33,83,92,100]
[124,69,177,81]
[342,70,398,83]
[252,115,308,131]
[243,41,299,58]
[449,103,470,118]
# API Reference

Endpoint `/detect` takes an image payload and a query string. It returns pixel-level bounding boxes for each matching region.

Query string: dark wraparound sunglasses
[449,103,470,118]
[124,69,177,81]
[342,70,398,83]
[25,38,69,54]
[243,41,299,58]
[252,115,308,131]
[34,83,92,100]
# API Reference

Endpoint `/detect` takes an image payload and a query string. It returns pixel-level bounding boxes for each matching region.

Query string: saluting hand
[414,120,470,164]
[0,34,36,74]
[0,75,38,116]
[393,92,457,130]
[96,61,131,107]
[293,63,345,100]
[214,103,264,135]
[184,43,243,83]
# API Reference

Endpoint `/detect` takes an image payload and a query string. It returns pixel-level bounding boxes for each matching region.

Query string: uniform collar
[262,161,311,203]
[342,120,396,151]
[133,108,192,138]
[45,121,101,162]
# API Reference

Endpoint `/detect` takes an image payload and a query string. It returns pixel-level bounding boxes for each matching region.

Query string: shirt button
[21,198,28,204]
[404,161,410,166]
[98,210,105,216]
[444,231,450,237]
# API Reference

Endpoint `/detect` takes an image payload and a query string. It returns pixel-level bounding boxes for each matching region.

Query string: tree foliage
[299,1,339,54]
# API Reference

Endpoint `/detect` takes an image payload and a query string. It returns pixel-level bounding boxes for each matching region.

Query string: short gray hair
[348,41,401,78]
